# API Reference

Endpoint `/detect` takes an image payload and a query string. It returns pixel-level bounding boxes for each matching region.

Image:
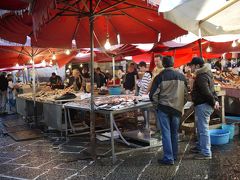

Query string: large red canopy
[0,0,29,10]
[182,39,240,54]
[0,1,187,48]
[0,46,77,69]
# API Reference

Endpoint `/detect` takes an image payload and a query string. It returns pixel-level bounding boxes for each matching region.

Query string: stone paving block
[0,151,28,159]
[0,144,21,153]
[0,137,16,147]
[0,176,18,180]
[0,158,12,164]
[0,164,20,174]
[24,158,53,168]
[59,145,85,153]
[36,168,77,180]
[58,160,90,171]
[63,140,89,147]
[105,153,154,180]
[80,158,122,179]
[69,175,97,180]
[29,151,59,159]
[21,145,54,152]
[39,159,66,170]
[7,154,38,165]
[4,166,47,179]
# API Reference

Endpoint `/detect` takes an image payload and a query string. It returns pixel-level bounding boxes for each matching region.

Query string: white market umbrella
[159,0,240,36]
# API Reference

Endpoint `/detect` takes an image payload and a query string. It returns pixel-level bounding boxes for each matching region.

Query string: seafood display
[214,72,240,89]
[65,95,144,110]
[18,86,76,102]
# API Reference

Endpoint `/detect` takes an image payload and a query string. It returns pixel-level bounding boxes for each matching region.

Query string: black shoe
[158,159,174,165]
[189,147,200,154]
[194,154,212,160]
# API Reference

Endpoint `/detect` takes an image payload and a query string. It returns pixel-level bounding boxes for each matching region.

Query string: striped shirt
[137,72,152,96]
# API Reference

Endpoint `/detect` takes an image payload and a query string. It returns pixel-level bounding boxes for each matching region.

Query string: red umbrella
[0,1,187,48]
[71,44,144,63]
[0,46,77,68]
[0,0,29,10]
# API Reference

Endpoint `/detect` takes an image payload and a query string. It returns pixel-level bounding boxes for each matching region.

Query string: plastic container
[109,86,121,95]
[209,129,230,145]
[221,124,235,139]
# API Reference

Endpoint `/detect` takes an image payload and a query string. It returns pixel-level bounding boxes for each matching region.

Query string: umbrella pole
[31,55,38,127]
[198,39,203,58]
[89,0,96,160]
[112,56,115,85]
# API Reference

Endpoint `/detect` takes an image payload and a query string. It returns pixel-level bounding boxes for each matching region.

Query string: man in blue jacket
[149,56,188,165]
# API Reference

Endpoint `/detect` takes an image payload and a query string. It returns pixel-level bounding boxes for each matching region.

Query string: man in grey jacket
[189,57,219,160]
[149,56,188,165]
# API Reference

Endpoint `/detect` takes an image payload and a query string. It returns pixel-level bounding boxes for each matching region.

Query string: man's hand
[214,101,220,110]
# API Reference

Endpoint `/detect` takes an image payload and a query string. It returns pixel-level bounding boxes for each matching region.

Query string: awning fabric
[161,0,240,36]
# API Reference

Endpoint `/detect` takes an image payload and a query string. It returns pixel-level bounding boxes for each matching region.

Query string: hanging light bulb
[29,59,33,64]
[41,60,46,67]
[52,53,56,60]
[68,64,72,69]
[232,40,237,47]
[104,35,111,50]
[49,60,53,66]
[16,63,19,67]
[158,33,161,42]
[80,64,83,68]
[24,65,27,71]
[206,46,212,52]
[117,34,121,45]
[65,49,70,55]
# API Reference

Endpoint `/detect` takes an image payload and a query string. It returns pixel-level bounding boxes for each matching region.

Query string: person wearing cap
[149,56,188,165]
[189,57,219,160]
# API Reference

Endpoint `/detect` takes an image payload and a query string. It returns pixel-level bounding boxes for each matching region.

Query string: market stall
[16,86,86,130]
[214,71,240,115]
[64,95,153,162]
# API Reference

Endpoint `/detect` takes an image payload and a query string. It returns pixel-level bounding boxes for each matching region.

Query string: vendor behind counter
[49,72,63,89]
[65,69,83,91]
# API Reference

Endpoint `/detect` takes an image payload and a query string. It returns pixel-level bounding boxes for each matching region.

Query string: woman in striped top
[137,61,152,96]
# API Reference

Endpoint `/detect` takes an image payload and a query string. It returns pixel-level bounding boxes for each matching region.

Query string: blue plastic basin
[209,129,230,145]
[109,86,121,95]
[221,124,235,139]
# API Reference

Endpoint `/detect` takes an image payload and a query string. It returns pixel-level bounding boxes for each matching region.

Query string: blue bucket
[109,86,121,95]
[222,124,234,139]
[209,129,230,145]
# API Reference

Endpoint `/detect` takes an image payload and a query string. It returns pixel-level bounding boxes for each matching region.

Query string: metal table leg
[67,108,75,133]
[64,107,68,137]
[221,95,225,123]
[143,109,150,129]
[110,112,116,163]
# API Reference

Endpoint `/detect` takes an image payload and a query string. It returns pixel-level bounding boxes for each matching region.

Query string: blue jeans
[195,103,214,156]
[157,109,180,162]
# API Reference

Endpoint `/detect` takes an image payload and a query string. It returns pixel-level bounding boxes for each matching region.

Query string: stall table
[64,100,153,162]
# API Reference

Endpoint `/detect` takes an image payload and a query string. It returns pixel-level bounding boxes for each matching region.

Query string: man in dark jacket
[0,73,8,113]
[190,57,219,160]
[149,56,188,165]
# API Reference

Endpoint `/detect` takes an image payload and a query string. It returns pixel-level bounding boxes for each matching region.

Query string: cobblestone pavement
[0,114,239,180]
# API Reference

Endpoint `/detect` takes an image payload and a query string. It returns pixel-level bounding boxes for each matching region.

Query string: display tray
[8,129,43,141]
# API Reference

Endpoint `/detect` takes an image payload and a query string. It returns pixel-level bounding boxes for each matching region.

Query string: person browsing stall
[65,69,83,91]
[189,57,219,160]
[137,61,152,96]
[149,56,188,165]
